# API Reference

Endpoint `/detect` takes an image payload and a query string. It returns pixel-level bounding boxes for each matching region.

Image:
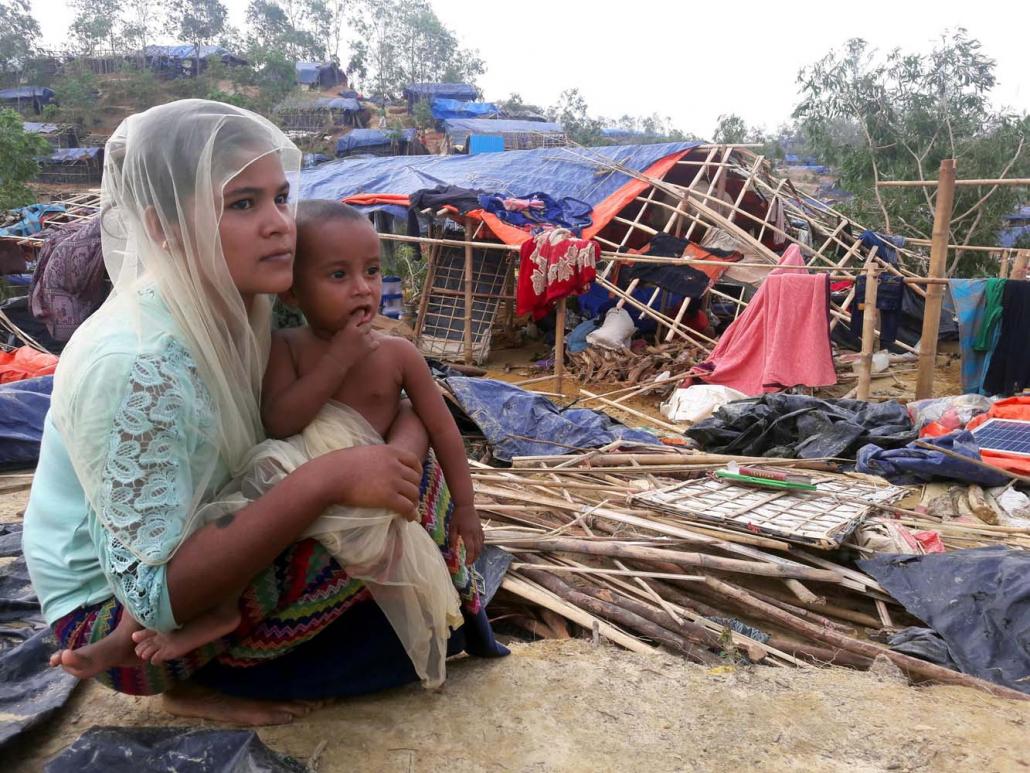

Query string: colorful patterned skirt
[52,453,483,696]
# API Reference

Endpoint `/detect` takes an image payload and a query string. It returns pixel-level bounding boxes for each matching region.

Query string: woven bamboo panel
[632,476,906,549]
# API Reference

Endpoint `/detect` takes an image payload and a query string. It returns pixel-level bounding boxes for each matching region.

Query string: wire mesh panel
[632,475,906,549]
[417,247,512,364]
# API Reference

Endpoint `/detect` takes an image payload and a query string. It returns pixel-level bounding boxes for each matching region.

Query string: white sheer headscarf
[100,99,300,470]
[51,100,301,566]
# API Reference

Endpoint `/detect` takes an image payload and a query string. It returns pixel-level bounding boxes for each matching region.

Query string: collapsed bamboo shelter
[463,446,1030,701]
[35,147,104,186]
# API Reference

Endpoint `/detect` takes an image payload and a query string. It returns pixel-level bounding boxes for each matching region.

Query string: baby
[58,200,483,682]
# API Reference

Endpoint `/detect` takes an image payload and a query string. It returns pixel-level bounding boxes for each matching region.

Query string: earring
[160,240,168,250]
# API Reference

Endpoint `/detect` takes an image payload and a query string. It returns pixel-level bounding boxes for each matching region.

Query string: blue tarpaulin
[313,97,361,112]
[0,204,65,238]
[431,99,499,120]
[295,61,320,84]
[404,83,477,105]
[302,141,698,213]
[145,44,235,60]
[0,87,55,102]
[856,430,1011,486]
[444,377,659,461]
[442,118,564,147]
[43,147,101,162]
[0,376,51,469]
[336,128,416,155]
[21,122,60,134]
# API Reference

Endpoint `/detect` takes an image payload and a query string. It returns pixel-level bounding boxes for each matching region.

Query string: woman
[23,100,504,726]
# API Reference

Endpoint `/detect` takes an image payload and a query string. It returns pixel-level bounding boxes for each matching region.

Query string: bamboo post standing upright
[463,218,475,365]
[554,297,567,393]
[915,159,957,400]
[856,262,880,401]
[1013,250,1029,281]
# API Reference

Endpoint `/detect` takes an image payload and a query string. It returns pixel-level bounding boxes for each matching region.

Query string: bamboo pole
[462,218,475,364]
[856,263,880,400]
[499,536,843,582]
[877,177,1030,187]
[915,159,957,399]
[1013,250,1029,281]
[703,577,1030,702]
[554,297,566,393]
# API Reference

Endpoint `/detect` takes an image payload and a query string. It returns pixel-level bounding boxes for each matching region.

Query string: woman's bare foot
[49,624,142,680]
[162,683,322,726]
[133,603,241,664]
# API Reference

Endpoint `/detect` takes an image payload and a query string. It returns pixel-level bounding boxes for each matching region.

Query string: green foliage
[104,63,161,110]
[69,0,124,58]
[48,63,102,129]
[0,0,40,73]
[165,0,228,74]
[248,49,299,113]
[0,109,49,209]
[795,30,1029,276]
[411,98,433,129]
[548,88,602,145]
[246,0,323,61]
[348,0,485,99]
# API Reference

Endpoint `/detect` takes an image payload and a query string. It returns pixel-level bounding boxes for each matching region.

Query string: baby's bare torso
[278,328,405,438]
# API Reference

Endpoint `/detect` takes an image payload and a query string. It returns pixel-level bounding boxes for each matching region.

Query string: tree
[308,0,348,64]
[794,31,1030,275]
[0,109,49,210]
[548,88,602,145]
[246,0,321,61]
[0,0,41,73]
[122,0,161,66]
[348,0,484,98]
[47,62,102,128]
[69,0,123,58]
[166,0,228,76]
[712,113,747,144]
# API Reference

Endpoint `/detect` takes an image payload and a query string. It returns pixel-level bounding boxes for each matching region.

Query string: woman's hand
[316,445,423,520]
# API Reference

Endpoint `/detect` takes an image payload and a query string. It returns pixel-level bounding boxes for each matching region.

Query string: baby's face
[290,219,382,332]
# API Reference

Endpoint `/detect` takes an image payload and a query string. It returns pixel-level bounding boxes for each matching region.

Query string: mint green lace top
[23,291,228,632]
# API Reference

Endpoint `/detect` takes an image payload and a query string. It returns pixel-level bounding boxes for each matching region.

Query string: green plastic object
[714,470,818,491]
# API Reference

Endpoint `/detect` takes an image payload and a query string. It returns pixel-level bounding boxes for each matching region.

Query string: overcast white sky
[32,0,1029,139]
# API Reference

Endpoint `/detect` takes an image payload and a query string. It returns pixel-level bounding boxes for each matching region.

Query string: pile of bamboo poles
[473,456,1029,701]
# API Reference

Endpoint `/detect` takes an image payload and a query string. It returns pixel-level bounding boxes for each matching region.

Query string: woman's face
[218,152,297,301]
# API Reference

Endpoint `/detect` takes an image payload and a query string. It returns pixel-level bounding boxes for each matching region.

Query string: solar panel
[970,418,1030,457]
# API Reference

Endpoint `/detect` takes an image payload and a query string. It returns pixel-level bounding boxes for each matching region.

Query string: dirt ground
[6,638,1029,772]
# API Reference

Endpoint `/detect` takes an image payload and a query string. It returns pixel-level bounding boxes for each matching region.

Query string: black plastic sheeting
[860,547,1030,694]
[856,430,1012,486]
[685,394,916,460]
[0,524,79,749]
[44,727,308,772]
[445,377,659,462]
[888,627,957,669]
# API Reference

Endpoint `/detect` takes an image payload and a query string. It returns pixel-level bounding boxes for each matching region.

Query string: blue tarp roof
[999,226,1030,248]
[303,140,698,207]
[335,128,416,154]
[0,87,55,101]
[403,82,477,102]
[1003,206,1030,222]
[431,98,499,120]
[22,122,61,134]
[43,147,101,162]
[295,61,320,84]
[443,118,563,142]
[313,97,361,112]
[144,44,235,60]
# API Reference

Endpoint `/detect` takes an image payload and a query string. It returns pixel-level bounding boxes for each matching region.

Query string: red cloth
[770,244,806,274]
[516,229,599,319]
[0,346,58,384]
[692,273,836,396]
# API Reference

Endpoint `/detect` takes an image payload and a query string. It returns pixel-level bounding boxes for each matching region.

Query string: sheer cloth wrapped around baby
[203,401,462,687]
